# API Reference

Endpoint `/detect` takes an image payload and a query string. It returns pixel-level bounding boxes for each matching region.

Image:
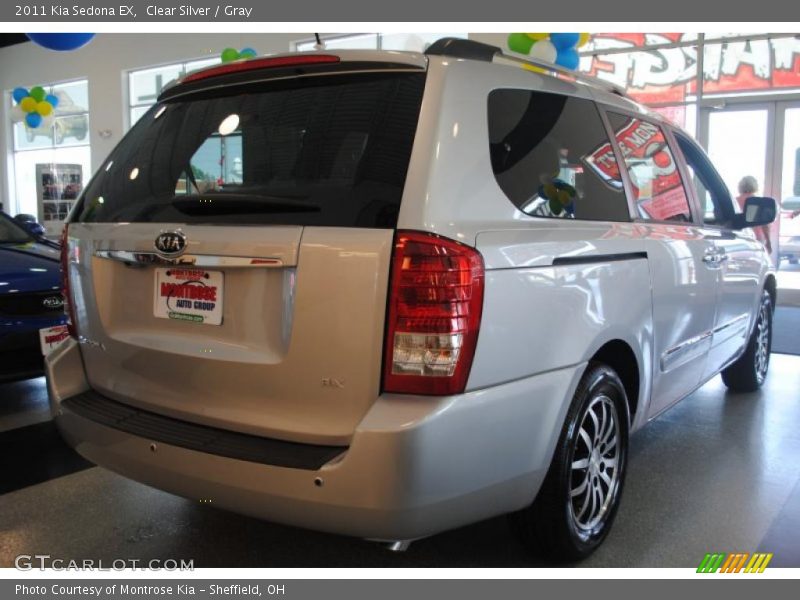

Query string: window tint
[76,72,426,227]
[488,90,630,222]
[607,113,693,223]
[674,133,736,226]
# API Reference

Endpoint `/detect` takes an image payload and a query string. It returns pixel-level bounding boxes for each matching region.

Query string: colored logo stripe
[745,553,773,573]
[697,553,726,573]
[697,552,773,573]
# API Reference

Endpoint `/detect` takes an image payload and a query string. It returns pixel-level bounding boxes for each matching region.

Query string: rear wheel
[721,289,772,392]
[510,364,629,561]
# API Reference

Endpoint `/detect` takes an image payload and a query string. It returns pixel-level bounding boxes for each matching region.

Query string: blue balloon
[26,33,95,51]
[45,94,59,108]
[25,112,42,128]
[555,47,580,70]
[239,47,257,58]
[12,87,29,103]
[550,33,580,51]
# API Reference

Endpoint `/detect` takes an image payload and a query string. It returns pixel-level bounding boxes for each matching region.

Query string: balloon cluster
[10,86,59,129]
[220,47,258,63]
[507,33,591,70]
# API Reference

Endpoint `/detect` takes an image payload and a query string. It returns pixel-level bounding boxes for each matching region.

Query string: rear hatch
[66,53,427,445]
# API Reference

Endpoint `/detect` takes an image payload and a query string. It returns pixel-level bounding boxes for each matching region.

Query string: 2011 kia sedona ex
[46,39,778,560]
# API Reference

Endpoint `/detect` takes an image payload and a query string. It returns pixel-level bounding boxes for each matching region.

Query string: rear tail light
[383,231,485,395]
[59,225,77,338]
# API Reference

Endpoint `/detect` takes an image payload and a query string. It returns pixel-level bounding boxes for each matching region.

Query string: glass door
[701,100,800,302]
[775,103,800,299]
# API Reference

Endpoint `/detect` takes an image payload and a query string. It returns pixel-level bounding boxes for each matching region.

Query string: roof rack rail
[425,37,628,98]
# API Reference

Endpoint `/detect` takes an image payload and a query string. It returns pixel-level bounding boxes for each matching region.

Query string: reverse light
[383,231,485,396]
[59,225,77,338]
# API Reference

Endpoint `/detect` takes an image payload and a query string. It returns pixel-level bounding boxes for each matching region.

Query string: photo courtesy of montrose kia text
[0,1,799,595]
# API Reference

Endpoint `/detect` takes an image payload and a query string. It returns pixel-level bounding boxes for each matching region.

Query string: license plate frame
[153,267,224,326]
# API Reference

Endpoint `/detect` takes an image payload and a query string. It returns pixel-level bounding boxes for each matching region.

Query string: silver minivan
[47,38,777,560]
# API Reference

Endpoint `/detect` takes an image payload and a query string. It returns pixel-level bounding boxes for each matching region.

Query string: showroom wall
[0,32,311,213]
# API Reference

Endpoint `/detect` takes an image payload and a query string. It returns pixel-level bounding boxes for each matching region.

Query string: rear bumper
[47,338,582,541]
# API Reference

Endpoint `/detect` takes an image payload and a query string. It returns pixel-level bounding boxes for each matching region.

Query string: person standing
[736,176,772,255]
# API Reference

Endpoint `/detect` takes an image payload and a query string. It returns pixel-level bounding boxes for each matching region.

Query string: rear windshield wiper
[170,193,320,216]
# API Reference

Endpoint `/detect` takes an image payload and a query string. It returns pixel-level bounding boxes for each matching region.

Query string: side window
[488,90,630,222]
[674,134,736,227]
[606,113,693,223]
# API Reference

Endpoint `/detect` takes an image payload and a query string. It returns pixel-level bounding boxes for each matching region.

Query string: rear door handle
[702,249,727,267]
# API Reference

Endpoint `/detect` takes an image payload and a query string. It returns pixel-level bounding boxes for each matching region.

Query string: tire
[510,363,630,561]
[721,289,773,392]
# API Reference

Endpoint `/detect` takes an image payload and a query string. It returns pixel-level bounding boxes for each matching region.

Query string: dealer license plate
[153,268,223,325]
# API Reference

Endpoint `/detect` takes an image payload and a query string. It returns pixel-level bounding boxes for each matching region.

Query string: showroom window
[487,90,630,222]
[9,79,91,235]
[127,56,220,127]
[294,33,467,53]
[606,112,693,223]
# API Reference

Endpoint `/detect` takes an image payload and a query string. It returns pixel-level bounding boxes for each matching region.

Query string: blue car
[0,212,66,382]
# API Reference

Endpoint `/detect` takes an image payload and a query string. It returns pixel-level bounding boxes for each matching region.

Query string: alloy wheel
[568,394,622,536]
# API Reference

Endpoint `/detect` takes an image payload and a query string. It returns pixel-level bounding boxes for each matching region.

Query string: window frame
[670,129,738,231]
[599,106,697,227]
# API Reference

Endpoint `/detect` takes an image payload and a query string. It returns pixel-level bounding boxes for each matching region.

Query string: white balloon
[10,105,25,122]
[529,40,557,63]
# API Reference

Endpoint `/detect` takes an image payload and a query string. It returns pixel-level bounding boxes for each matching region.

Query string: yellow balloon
[557,190,572,205]
[36,101,53,116]
[20,97,37,113]
[543,184,557,199]
[577,32,591,48]
[525,33,550,41]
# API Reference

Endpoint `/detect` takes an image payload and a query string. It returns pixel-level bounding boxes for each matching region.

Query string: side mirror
[732,196,777,230]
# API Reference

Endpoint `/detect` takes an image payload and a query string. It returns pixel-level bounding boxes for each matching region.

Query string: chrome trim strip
[712,313,749,336]
[95,250,283,268]
[660,313,750,373]
[660,330,713,373]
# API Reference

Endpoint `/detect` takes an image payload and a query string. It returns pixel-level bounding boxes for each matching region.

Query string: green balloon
[221,47,240,63]
[30,86,46,102]
[507,33,534,55]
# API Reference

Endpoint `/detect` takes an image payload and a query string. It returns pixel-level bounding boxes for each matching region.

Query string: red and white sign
[580,34,800,106]
[40,325,69,356]
[154,268,224,326]
[584,117,688,220]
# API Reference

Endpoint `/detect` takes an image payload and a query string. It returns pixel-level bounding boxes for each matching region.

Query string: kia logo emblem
[43,295,64,309]
[154,231,187,256]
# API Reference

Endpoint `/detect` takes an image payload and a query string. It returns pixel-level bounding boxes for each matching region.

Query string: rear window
[75,72,426,227]
[488,90,630,222]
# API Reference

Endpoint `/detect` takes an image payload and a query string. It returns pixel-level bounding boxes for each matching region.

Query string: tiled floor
[1,355,799,567]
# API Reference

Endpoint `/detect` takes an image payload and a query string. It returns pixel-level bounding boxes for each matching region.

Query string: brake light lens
[59,225,77,338]
[182,55,341,84]
[383,231,485,395]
